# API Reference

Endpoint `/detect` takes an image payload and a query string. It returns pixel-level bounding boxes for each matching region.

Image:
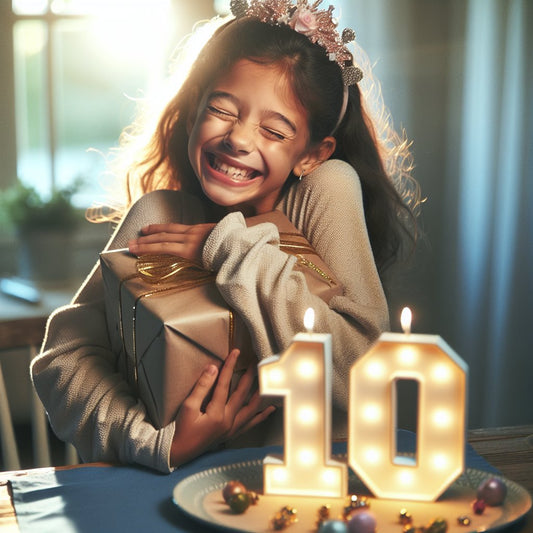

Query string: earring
[298,169,306,182]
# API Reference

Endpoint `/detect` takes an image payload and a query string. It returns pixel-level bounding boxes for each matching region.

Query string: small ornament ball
[318,520,349,533]
[399,508,413,526]
[457,515,471,526]
[347,510,377,533]
[222,480,246,504]
[472,498,486,515]
[426,517,448,533]
[477,477,507,506]
[228,492,251,514]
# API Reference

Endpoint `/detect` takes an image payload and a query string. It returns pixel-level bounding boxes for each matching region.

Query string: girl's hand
[169,349,275,467]
[128,222,216,263]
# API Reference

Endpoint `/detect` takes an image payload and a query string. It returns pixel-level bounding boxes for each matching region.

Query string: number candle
[348,307,468,501]
[258,308,347,498]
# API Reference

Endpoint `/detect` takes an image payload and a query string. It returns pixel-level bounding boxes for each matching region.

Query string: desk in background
[0,280,79,321]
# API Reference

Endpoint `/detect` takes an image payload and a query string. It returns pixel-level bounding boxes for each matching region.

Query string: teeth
[212,156,255,181]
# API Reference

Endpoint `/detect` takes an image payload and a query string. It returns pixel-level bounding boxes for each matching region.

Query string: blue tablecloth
[10,433,496,533]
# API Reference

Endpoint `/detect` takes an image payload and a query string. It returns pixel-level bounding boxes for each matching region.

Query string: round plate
[173,460,531,533]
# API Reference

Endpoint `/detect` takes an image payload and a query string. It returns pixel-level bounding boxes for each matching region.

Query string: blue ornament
[318,520,349,533]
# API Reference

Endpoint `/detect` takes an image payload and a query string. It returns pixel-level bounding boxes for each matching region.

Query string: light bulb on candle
[432,408,452,427]
[364,448,381,464]
[365,360,386,379]
[297,406,317,425]
[432,453,449,470]
[432,363,452,382]
[362,403,382,422]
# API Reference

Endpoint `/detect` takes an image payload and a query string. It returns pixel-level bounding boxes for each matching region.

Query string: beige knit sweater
[31,159,388,472]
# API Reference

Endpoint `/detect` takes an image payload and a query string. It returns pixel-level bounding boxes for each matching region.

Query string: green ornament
[229,492,251,514]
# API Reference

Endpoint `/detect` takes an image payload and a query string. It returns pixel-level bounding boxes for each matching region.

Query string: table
[1,426,532,532]
[0,281,77,320]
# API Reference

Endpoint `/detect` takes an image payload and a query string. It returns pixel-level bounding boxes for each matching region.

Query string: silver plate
[173,459,532,533]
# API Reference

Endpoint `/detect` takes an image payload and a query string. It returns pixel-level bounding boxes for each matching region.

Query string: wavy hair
[98,15,419,275]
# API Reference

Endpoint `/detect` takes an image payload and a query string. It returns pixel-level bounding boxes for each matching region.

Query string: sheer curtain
[340,0,532,428]
[452,0,532,427]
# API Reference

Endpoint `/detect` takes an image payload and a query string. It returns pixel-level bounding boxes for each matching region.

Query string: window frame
[1,4,94,193]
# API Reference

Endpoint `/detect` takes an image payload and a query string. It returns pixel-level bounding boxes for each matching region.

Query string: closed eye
[207,105,236,118]
[261,127,287,141]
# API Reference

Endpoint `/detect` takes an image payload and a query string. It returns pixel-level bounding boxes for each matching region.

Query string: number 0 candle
[348,307,468,501]
[258,308,347,498]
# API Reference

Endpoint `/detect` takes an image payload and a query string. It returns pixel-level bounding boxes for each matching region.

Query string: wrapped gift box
[101,211,342,430]
[101,250,255,429]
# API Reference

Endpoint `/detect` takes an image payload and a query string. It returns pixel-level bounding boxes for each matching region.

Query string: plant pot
[17,229,74,283]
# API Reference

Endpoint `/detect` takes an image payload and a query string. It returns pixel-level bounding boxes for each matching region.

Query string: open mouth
[207,153,260,182]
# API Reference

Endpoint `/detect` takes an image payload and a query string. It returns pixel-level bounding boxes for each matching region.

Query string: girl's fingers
[229,390,266,431]
[130,222,214,261]
[246,404,277,429]
[226,364,257,409]
[230,404,277,439]
[141,223,192,235]
[128,241,185,256]
[209,349,240,405]
[183,364,219,411]
[140,222,215,236]
[131,233,187,245]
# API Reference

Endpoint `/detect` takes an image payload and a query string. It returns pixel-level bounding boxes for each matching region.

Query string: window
[6,0,201,206]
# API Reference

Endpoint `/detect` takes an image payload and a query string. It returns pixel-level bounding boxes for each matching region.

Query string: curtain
[453,0,532,427]
[340,0,533,428]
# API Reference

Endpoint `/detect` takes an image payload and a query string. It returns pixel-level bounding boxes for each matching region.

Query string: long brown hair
[110,16,418,275]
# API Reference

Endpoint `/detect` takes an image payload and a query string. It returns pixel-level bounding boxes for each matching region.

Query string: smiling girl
[185,58,332,216]
[31,1,418,472]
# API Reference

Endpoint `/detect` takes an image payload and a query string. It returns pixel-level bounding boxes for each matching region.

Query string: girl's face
[187,59,323,214]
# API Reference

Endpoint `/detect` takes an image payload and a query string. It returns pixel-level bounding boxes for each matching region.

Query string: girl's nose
[223,121,254,153]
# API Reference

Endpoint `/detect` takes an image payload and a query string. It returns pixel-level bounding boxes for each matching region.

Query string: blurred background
[0,0,531,449]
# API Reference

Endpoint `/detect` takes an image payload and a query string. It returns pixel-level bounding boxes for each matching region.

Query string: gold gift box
[101,250,255,429]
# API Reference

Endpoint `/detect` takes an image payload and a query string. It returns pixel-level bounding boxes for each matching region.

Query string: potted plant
[0,178,84,283]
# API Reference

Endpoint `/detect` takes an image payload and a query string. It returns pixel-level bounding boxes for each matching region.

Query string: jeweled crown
[229,0,363,86]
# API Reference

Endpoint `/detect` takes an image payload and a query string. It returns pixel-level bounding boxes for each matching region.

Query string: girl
[31,0,417,473]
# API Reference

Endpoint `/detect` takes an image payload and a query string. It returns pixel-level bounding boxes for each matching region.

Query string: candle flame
[400,307,412,334]
[304,307,315,332]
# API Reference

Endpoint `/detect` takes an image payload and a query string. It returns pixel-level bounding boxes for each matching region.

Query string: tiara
[229,0,363,86]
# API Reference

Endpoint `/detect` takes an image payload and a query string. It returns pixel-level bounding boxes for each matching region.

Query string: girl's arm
[202,160,389,427]
[30,190,214,472]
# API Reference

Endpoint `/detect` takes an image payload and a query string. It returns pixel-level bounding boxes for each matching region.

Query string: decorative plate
[173,459,531,533]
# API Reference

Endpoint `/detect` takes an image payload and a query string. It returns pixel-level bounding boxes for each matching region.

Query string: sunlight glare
[13,0,48,15]
[51,0,171,15]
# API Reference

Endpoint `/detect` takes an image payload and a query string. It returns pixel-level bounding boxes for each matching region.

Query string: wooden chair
[0,316,78,470]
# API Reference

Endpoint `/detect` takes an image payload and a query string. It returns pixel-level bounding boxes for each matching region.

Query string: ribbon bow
[136,255,215,286]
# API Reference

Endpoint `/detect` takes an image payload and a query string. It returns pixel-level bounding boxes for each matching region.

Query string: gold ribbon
[136,254,216,286]
[134,238,336,288]
[279,234,337,287]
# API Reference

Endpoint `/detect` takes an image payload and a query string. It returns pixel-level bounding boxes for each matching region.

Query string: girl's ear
[293,136,336,177]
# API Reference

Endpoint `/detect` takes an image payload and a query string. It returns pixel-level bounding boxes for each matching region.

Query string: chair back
[0,316,47,350]
[0,315,78,470]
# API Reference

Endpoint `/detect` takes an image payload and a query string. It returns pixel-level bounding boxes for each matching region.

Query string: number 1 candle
[258,308,347,498]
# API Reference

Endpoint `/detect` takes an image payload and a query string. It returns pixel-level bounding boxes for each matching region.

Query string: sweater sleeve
[202,160,389,422]
[30,190,207,472]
